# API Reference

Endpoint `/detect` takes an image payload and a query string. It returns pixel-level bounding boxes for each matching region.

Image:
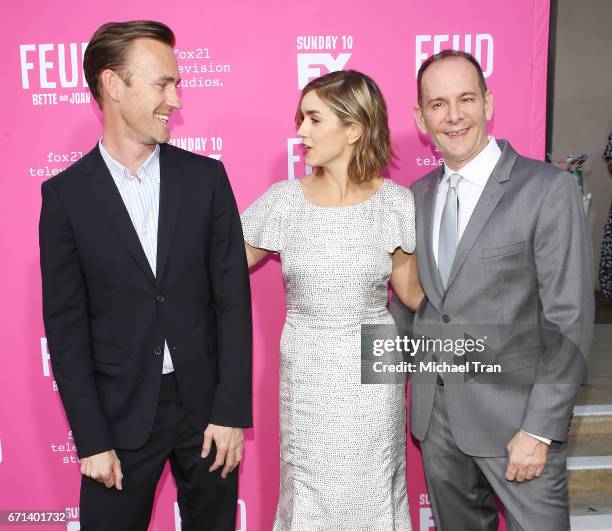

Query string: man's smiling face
[415,56,493,171]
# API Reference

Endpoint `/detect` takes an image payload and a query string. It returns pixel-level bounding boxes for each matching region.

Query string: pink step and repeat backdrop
[1,0,550,529]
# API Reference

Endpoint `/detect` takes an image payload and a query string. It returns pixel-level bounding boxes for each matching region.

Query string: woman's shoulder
[266,178,299,194]
[252,178,299,205]
[379,179,416,253]
[381,178,414,205]
[241,179,299,252]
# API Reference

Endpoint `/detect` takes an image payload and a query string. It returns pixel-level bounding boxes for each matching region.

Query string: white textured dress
[241,178,415,530]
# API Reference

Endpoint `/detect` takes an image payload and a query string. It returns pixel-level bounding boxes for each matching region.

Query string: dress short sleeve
[382,181,416,254]
[241,181,290,253]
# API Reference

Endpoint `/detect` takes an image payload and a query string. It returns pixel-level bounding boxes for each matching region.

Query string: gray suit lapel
[444,140,518,292]
[419,170,444,307]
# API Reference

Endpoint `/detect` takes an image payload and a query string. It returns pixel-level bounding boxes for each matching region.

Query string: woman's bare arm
[245,243,270,269]
[390,249,424,312]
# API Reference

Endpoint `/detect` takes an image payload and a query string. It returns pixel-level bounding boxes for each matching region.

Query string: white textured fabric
[98,141,174,374]
[242,178,414,530]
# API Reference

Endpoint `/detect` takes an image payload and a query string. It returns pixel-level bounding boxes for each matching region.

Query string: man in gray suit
[391,50,594,530]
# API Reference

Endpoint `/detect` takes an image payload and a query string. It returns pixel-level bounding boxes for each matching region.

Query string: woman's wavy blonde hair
[295,70,395,183]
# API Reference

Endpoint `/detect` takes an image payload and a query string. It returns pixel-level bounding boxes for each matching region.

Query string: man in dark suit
[39,20,252,530]
[391,50,593,530]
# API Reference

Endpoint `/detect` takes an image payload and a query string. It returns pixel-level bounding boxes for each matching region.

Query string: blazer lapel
[156,144,184,287]
[444,140,517,292]
[419,170,444,307]
[85,146,156,285]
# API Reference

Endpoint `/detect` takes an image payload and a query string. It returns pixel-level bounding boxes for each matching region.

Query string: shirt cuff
[522,430,551,445]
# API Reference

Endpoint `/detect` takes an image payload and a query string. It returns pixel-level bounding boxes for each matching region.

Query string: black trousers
[80,373,239,531]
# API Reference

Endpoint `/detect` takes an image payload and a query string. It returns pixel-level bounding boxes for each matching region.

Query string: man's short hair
[417,50,488,107]
[84,20,175,108]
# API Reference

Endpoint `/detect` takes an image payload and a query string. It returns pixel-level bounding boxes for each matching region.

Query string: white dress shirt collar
[442,137,502,188]
[98,140,161,183]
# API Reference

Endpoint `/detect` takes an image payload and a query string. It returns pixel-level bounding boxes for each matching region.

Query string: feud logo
[415,34,494,77]
[420,507,435,530]
[41,337,58,390]
[296,35,353,89]
[419,493,435,530]
[287,138,312,181]
[20,43,88,89]
[41,337,51,377]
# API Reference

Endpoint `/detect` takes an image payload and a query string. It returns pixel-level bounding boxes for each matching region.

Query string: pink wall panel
[0,1,549,529]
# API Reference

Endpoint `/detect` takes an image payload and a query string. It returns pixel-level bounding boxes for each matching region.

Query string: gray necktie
[438,173,461,289]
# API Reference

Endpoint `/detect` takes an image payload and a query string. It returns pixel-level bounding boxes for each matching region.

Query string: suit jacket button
[442,314,451,323]
[156,294,165,303]
[154,346,162,355]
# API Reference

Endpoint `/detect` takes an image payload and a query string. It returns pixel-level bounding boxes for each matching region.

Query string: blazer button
[442,314,451,323]
[154,346,162,355]
[156,294,165,303]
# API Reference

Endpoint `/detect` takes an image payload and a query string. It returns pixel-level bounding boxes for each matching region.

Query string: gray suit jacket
[391,140,594,457]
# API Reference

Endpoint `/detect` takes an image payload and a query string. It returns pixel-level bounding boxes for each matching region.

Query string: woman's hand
[390,249,424,312]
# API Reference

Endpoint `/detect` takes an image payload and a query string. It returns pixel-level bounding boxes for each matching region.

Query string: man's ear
[484,90,494,121]
[414,105,428,135]
[100,69,121,103]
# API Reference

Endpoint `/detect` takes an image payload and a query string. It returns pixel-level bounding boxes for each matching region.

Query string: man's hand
[202,424,244,479]
[505,431,549,482]
[80,449,123,490]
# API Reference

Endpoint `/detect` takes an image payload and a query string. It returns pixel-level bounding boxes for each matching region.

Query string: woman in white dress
[241,70,422,530]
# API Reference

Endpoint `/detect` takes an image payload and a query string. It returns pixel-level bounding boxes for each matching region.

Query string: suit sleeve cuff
[522,430,551,445]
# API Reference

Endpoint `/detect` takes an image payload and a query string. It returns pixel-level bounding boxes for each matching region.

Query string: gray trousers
[420,384,570,531]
